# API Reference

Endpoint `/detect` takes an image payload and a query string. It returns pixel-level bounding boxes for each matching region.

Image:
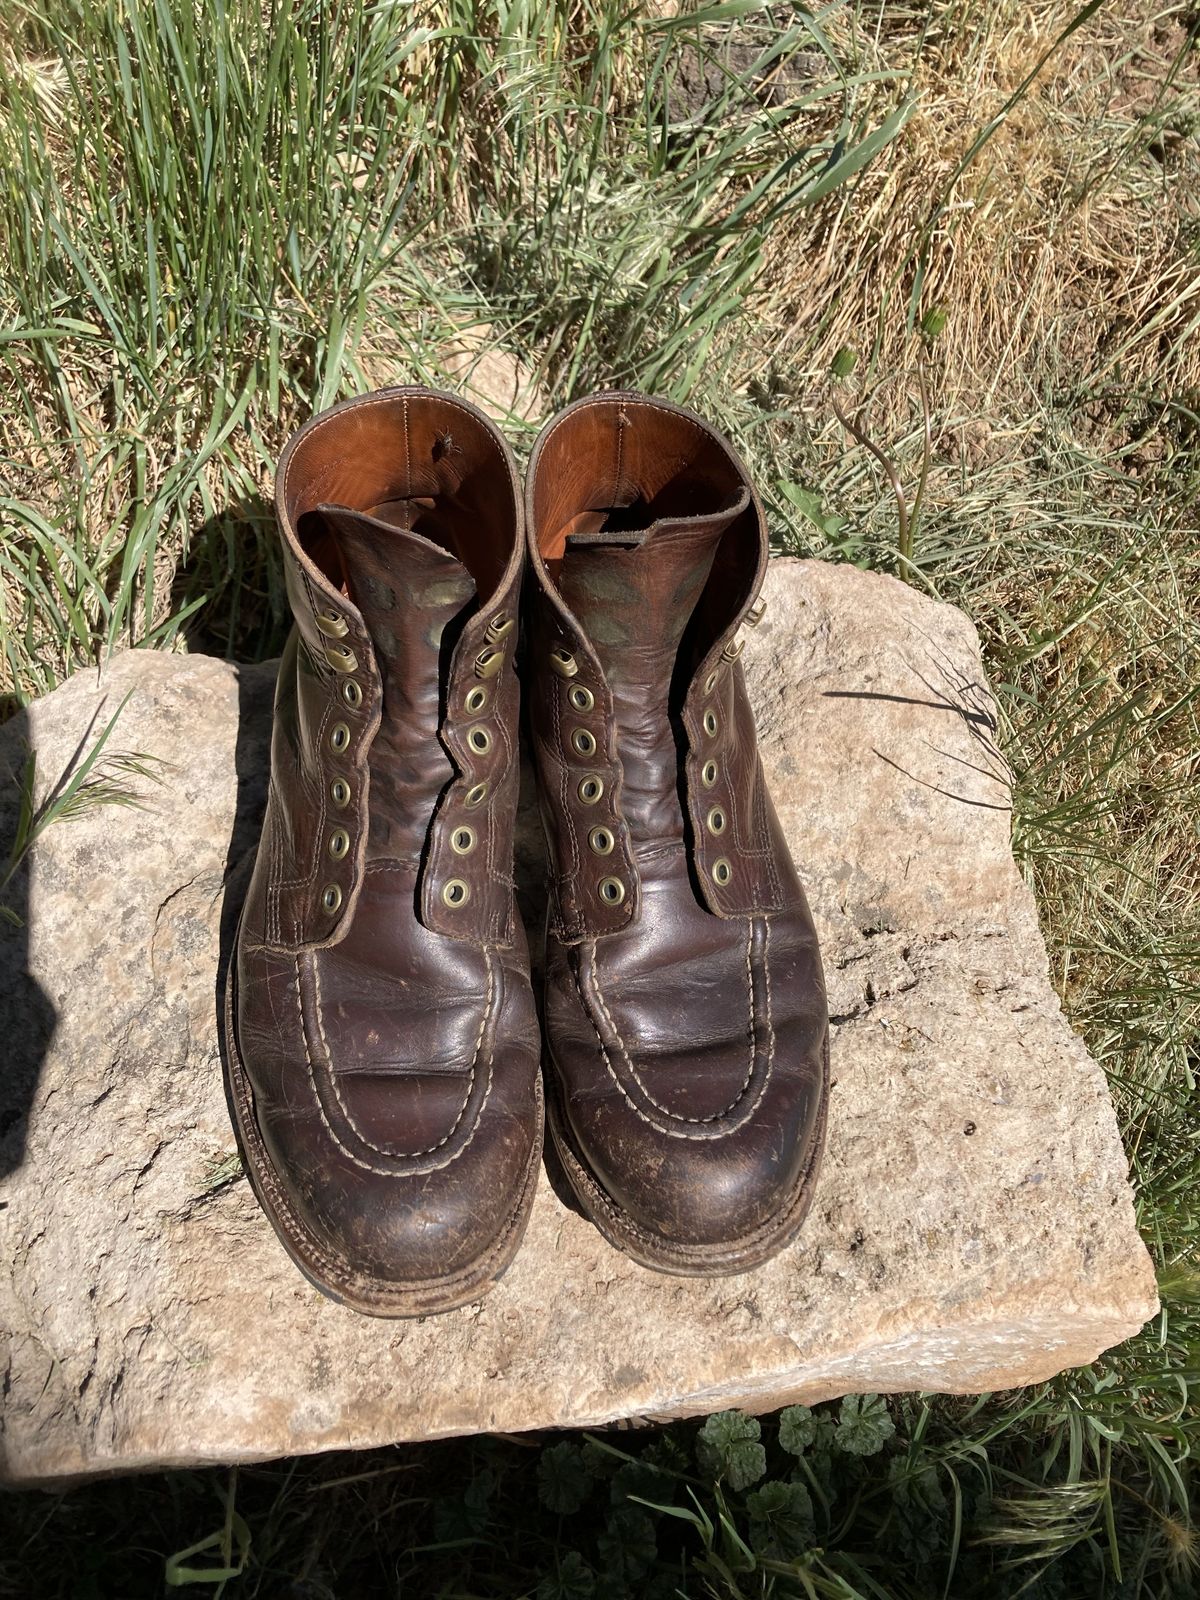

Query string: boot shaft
[524,392,801,940]
[250,387,525,951]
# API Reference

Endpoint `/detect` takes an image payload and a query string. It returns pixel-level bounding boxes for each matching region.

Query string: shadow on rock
[0,711,58,1181]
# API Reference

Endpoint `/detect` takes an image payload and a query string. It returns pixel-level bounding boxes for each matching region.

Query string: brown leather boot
[525,392,828,1275]
[224,388,542,1316]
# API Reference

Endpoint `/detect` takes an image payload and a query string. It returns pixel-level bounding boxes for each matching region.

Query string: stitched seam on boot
[380,856,515,893]
[727,732,770,859]
[267,795,283,946]
[762,916,775,1075]
[311,950,489,1156]
[536,394,710,462]
[283,390,510,506]
[612,405,625,505]
[755,762,782,908]
[490,703,516,943]
[297,949,496,1173]
[551,673,581,941]
[579,929,767,1136]
[274,690,333,898]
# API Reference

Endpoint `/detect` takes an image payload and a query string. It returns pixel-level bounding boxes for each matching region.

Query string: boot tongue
[315,503,477,863]
[558,495,747,682]
[556,493,747,841]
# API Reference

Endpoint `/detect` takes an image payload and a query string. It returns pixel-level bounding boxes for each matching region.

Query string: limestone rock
[438,327,543,424]
[0,559,1157,1484]
[358,323,543,424]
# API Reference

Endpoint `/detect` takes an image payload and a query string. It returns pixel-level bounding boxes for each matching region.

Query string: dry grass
[759,3,1200,434]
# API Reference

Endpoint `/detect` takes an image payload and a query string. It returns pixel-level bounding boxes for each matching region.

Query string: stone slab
[0,559,1158,1484]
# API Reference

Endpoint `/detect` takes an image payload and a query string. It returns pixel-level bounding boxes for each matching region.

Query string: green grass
[2,0,1199,1595]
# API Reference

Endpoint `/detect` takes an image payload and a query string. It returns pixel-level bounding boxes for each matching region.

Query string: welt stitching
[297,948,495,1173]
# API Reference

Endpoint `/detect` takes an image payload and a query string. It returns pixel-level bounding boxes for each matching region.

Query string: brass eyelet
[465,781,489,809]
[701,759,718,788]
[569,685,595,713]
[330,778,351,809]
[571,728,597,758]
[451,825,476,856]
[321,884,343,914]
[588,825,615,856]
[712,857,732,886]
[486,612,515,645]
[328,828,350,861]
[704,670,718,695]
[341,679,363,709]
[442,878,470,908]
[316,609,349,639]
[330,722,351,753]
[475,646,505,679]
[550,646,579,679]
[577,774,605,805]
[706,806,727,836]
[703,709,719,737]
[465,685,489,715]
[598,875,626,906]
[468,725,492,756]
[325,643,358,673]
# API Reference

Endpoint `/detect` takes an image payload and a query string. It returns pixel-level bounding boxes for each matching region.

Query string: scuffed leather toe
[564,1073,823,1252]
[546,900,826,1263]
[264,1056,541,1289]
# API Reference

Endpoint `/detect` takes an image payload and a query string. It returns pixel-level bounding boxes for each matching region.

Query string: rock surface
[0,559,1157,1485]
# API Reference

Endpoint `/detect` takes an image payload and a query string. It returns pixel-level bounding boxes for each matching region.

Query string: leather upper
[525,393,807,934]
[526,392,828,1256]
[232,388,541,1302]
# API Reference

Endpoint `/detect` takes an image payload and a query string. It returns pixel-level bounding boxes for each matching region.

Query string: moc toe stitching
[577,920,773,1136]
[297,949,499,1176]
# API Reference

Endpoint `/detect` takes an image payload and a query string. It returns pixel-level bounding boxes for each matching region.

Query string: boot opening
[532,396,761,672]
[281,392,516,599]
[532,395,747,569]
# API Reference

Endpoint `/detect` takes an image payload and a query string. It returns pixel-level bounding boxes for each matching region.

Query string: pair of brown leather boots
[224,387,828,1317]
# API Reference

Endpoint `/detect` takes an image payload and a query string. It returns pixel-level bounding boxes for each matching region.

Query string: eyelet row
[692,602,762,891]
[440,611,510,912]
[320,606,363,915]
[552,645,629,909]
[699,692,733,888]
